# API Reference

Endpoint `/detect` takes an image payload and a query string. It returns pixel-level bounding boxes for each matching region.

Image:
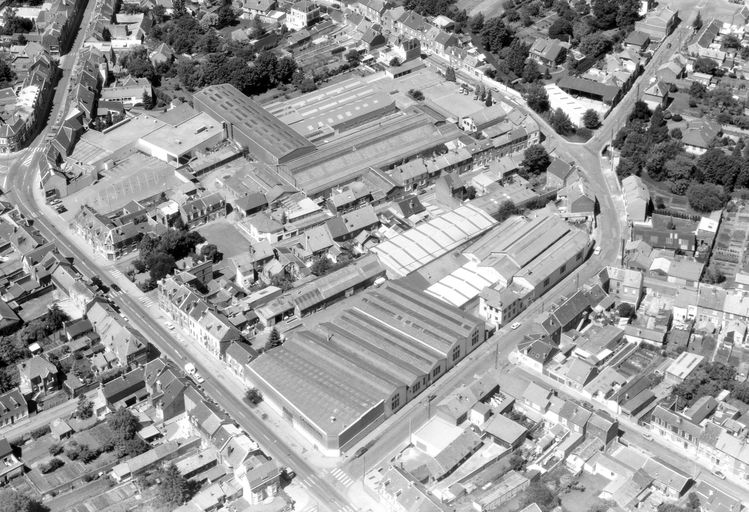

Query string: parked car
[594,246,602,256]
[511,322,521,330]
[641,432,653,441]
[713,469,726,480]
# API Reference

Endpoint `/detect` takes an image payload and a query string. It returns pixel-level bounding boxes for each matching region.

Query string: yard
[197,219,253,276]
[455,0,504,18]
[560,472,613,512]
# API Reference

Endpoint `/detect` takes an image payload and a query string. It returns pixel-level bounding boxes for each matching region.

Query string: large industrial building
[193,84,317,165]
[246,280,486,455]
[372,204,496,278]
[265,79,398,142]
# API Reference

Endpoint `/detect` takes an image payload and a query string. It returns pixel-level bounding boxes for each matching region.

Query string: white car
[165,322,175,330]
[594,246,602,256]
[184,363,204,384]
[511,322,521,330]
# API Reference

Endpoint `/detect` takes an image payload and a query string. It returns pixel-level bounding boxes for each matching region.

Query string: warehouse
[372,204,496,277]
[247,280,486,455]
[193,84,316,164]
[265,78,398,141]
[286,113,462,196]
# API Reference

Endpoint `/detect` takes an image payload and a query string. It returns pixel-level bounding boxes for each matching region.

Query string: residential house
[623,30,650,51]
[70,203,154,260]
[557,178,596,221]
[225,342,257,378]
[460,104,507,134]
[634,6,677,42]
[682,120,721,155]
[158,273,244,358]
[179,193,227,228]
[0,389,28,428]
[528,38,566,68]
[656,55,686,84]
[0,438,22,482]
[87,300,150,367]
[287,0,319,30]
[236,457,283,505]
[599,266,643,306]
[546,158,574,190]
[97,367,148,414]
[149,42,174,66]
[17,355,58,395]
[100,76,151,109]
[621,175,650,222]
[642,80,669,111]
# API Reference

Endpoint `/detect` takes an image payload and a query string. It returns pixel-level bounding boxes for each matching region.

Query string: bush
[687,183,726,212]
[65,442,81,461]
[30,425,50,440]
[41,457,64,474]
[49,443,63,456]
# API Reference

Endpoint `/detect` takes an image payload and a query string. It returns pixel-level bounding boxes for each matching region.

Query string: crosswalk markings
[328,467,354,488]
[139,296,154,307]
[109,268,124,279]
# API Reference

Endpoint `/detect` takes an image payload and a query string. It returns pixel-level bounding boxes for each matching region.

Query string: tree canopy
[0,490,50,512]
[687,183,727,213]
[521,144,551,176]
[582,109,601,129]
[157,464,190,507]
[481,17,513,53]
[525,83,550,113]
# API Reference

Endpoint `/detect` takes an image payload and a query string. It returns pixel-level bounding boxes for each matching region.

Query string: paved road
[0,398,78,442]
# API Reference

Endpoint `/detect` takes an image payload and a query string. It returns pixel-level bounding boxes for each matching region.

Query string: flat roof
[193,83,315,162]
[74,114,166,164]
[139,112,223,156]
[373,204,496,277]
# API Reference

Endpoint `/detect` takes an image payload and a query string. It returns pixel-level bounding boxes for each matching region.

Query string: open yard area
[711,203,749,284]
[455,0,503,18]
[561,472,613,512]
[197,219,252,276]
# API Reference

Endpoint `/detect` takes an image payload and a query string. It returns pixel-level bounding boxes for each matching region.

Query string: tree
[76,395,93,419]
[617,302,636,318]
[582,109,601,129]
[521,144,551,176]
[497,200,519,221]
[550,108,574,135]
[274,56,297,84]
[694,56,718,75]
[200,243,222,263]
[522,60,540,83]
[548,18,573,40]
[484,90,492,106]
[591,0,618,29]
[107,407,141,440]
[525,83,549,113]
[616,0,640,27]
[616,157,640,178]
[481,17,513,53]
[505,39,529,76]
[408,89,424,101]
[0,59,15,88]
[629,100,652,122]
[578,33,612,57]
[217,4,237,28]
[388,57,400,67]
[693,10,703,31]
[265,328,281,350]
[157,464,190,507]
[573,0,589,15]
[648,107,669,144]
[687,183,726,212]
[246,387,263,405]
[468,12,484,33]
[345,50,360,66]
[698,148,741,189]
[703,265,725,284]
[445,66,456,82]
[142,91,154,110]
[520,481,560,512]
[148,252,176,282]
[310,257,332,276]
[723,34,741,50]
[670,128,682,139]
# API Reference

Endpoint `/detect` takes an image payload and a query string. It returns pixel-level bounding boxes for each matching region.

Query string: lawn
[456,0,504,18]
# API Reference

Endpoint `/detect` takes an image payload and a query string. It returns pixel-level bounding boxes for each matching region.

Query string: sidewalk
[0,397,77,442]
[513,365,749,502]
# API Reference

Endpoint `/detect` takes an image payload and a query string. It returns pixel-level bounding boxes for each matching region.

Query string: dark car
[110,283,121,292]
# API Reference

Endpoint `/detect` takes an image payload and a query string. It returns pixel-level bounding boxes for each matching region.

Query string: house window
[543,278,550,287]
[471,330,479,346]
[433,366,440,377]
[391,394,400,410]
[452,346,461,361]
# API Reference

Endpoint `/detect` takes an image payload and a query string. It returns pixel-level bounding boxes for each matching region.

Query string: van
[374,277,387,287]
